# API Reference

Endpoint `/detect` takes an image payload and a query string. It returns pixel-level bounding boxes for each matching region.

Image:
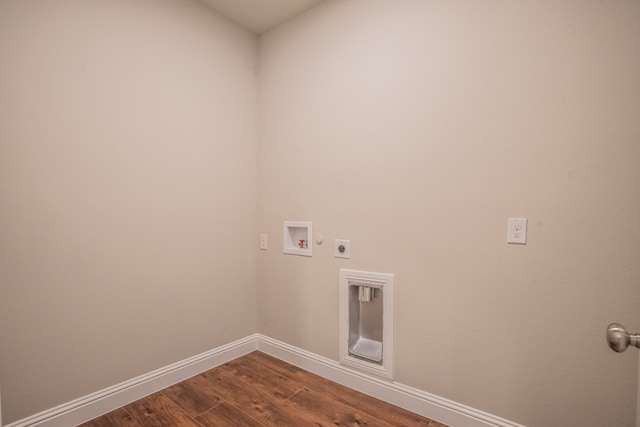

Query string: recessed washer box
[283,221,312,256]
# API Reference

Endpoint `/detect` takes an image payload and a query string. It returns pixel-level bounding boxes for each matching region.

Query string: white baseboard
[4,335,258,427]
[5,334,525,427]
[256,334,526,427]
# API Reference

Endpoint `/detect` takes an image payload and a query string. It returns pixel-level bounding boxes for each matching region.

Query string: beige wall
[258,1,640,426]
[2,0,640,426]
[0,0,257,423]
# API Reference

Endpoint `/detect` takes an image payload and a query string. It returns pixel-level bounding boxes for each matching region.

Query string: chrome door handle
[606,323,640,353]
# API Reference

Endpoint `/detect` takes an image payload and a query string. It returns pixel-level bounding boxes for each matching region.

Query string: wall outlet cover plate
[335,239,351,258]
[507,218,527,244]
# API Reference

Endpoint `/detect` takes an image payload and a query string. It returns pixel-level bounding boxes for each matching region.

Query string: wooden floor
[80,351,449,427]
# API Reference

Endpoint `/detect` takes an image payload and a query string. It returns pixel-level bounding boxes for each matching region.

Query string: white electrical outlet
[507,218,527,244]
[335,239,350,258]
[260,234,268,250]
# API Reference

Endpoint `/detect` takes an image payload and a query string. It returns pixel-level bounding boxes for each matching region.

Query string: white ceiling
[199,0,325,35]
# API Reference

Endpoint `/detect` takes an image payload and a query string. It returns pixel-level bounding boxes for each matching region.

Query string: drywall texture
[0,0,257,423]
[258,1,640,426]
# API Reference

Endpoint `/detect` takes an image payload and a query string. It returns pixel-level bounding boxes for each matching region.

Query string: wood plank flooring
[80,351,449,427]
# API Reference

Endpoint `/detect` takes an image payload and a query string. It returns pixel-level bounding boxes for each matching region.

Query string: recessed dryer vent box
[339,269,394,380]
[283,221,312,256]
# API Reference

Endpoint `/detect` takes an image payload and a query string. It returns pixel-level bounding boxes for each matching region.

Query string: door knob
[606,323,640,353]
